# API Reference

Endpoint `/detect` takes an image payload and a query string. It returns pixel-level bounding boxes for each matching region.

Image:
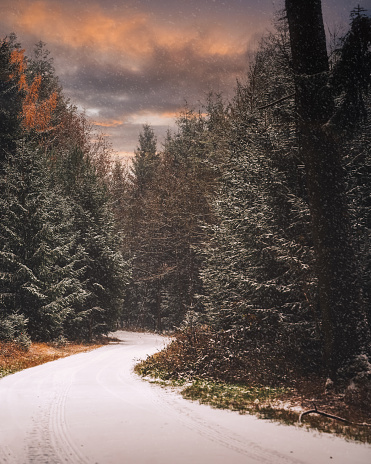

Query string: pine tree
[110,160,130,231]
[121,115,218,330]
[122,125,162,329]
[0,36,130,344]
[335,8,371,331]
[132,124,160,194]
[0,143,86,341]
[200,110,318,373]
[330,6,371,134]
[56,147,129,340]
[0,35,22,169]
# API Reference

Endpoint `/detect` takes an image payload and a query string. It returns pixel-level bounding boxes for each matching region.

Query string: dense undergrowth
[135,327,371,444]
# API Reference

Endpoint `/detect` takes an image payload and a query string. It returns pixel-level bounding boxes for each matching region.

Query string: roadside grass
[135,350,371,445]
[0,341,103,378]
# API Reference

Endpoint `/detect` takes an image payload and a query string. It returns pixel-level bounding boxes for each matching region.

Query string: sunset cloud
[94,119,126,128]
[1,0,357,155]
[4,0,250,61]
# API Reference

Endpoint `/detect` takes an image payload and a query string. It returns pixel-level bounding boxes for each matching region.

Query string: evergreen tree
[200,123,318,373]
[122,124,162,329]
[56,148,129,340]
[110,160,130,231]
[132,124,160,193]
[122,115,218,330]
[0,35,22,169]
[0,36,130,344]
[0,144,86,341]
[335,8,371,330]
[330,6,371,134]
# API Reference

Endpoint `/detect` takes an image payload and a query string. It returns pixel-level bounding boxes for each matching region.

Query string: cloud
[0,0,273,154]
[94,119,126,128]
[4,0,250,59]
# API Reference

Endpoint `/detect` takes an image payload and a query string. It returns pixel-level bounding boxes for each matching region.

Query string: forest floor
[136,371,371,444]
[2,332,370,444]
[135,336,371,444]
[0,340,104,378]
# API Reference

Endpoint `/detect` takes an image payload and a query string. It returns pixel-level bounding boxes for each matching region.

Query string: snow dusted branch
[257,93,295,110]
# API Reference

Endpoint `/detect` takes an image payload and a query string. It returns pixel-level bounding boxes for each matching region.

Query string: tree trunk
[156,280,162,332]
[285,0,370,376]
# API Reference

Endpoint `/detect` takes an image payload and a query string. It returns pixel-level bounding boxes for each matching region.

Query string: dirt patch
[0,341,103,378]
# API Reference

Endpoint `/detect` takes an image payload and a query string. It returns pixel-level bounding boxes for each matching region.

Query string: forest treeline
[1,3,371,384]
[0,36,129,346]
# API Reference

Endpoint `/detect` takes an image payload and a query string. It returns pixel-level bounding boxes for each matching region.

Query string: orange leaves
[9,48,58,132]
[22,74,58,132]
[9,48,27,84]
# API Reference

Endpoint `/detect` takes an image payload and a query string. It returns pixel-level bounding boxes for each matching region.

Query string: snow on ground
[0,331,370,464]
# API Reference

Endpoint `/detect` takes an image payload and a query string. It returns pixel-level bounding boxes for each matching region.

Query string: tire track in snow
[26,390,58,464]
[16,352,104,464]
[45,349,117,464]
[49,379,89,464]
[0,445,15,464]
[22,374,89,464]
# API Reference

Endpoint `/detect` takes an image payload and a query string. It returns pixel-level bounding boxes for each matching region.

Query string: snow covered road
[0,331,370,464]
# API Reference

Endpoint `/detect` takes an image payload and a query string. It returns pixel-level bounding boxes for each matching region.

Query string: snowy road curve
[0,331,370,464]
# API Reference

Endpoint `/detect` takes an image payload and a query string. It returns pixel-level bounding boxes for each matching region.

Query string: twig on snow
[298,402,371,428]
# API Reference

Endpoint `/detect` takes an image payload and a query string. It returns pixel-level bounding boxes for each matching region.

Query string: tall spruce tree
[0,36,130,344]
[0,144,86,341]
[199,57,318,376]
[122,114,218,330]
[0,35,22,170]
[132,124,160,194]
[56,147,129,340]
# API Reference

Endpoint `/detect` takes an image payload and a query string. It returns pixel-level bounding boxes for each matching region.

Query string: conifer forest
[1,0,371,392]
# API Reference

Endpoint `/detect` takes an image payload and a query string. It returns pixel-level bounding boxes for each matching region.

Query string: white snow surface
[0,330,370,464]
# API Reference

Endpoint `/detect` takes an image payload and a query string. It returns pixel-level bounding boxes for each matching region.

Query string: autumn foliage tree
[9,47,58,133]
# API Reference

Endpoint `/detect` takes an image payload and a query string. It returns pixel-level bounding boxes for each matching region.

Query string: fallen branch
[298,403,371,427]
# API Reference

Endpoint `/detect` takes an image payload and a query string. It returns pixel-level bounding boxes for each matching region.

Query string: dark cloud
[53,30,250,151]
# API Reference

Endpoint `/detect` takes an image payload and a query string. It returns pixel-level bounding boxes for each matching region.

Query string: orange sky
[0,0,361,155]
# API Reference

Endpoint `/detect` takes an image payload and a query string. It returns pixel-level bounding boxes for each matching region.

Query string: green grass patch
[135,358,371,444]
[181,379,288,413]
[0,366,19,378]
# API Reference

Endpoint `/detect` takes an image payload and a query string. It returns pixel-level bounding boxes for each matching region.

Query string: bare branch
[298,403,371,427]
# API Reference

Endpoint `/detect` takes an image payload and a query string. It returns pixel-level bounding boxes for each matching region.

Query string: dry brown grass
[0,341,103,378]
